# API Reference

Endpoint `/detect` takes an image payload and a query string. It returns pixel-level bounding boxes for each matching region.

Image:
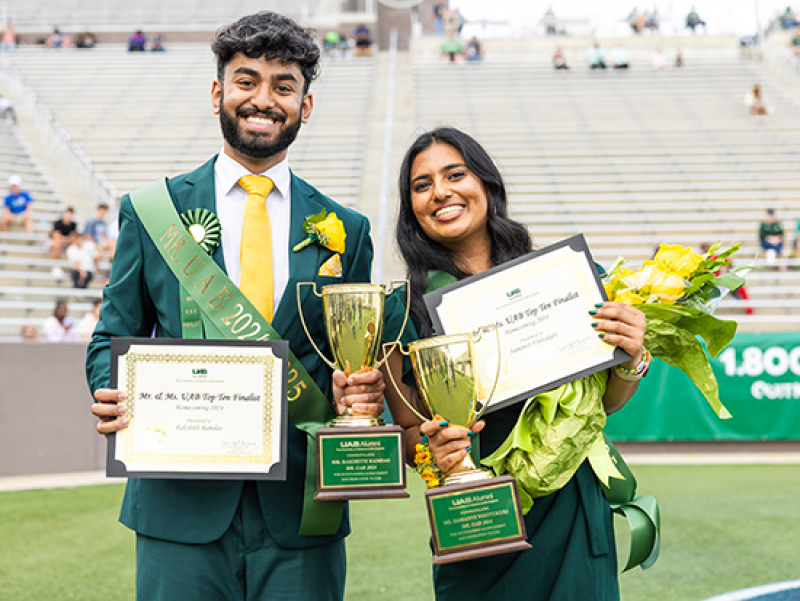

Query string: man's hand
[332,369,386,417]
[91,388,129,435]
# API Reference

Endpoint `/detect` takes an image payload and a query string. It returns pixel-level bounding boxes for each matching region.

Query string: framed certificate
[107,338,289,480]
[424,234,629,414]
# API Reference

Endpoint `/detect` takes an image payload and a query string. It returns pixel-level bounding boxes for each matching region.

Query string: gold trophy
[384,327,531,564]
[297,281,410,500]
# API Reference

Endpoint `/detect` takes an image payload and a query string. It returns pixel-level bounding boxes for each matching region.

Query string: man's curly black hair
[211,11,320,94]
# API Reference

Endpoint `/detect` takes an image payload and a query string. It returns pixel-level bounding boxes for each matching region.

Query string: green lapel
[171,156,227,272]
[272,172,323,336]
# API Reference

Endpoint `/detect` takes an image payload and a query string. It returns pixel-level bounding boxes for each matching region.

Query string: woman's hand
[420,419,485,473]
[591,301,646,369]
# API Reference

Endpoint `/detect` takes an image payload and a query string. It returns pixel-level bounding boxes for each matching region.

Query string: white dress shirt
[214,151,292,315]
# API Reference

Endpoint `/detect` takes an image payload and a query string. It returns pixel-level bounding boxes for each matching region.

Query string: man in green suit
[87,11,385,600]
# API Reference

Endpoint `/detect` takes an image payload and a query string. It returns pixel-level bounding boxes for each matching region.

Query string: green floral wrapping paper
[482,371,609,513]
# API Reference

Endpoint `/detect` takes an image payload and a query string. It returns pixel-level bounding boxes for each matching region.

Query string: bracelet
[414,434,444,488]
[614,349,651,381]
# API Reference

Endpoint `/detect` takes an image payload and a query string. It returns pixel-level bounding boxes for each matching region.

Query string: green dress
[432,404,619,601]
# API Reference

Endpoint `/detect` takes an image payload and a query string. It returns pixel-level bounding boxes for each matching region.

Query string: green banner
[606,332,800,441]
[318,432,403,488]
[428,481,524,552]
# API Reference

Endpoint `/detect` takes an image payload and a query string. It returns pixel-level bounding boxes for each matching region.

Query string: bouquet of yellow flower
[603,242,748,419]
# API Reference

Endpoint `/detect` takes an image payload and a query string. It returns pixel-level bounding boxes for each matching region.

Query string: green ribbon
[426,269,661,571]
[130,179,344,536]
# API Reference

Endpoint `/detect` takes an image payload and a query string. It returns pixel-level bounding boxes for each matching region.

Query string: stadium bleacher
[0,32,798,339]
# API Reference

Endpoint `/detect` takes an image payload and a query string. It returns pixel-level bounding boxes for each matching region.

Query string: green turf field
[1,465,799,600]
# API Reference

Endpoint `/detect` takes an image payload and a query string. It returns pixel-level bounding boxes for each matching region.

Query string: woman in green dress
[385,127,649,600]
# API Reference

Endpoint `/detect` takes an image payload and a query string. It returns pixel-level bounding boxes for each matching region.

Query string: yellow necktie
[239,175,275,321]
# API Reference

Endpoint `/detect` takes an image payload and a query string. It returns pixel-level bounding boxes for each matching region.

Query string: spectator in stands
[323,30,343,57]
[42,300,78,342]
[20,324,39,342]
[611,42,629,69]
[128,30,147,52]
[652,48,667,70]
[76,30,97,49]
[781,6,798,29]
[66,231,98,289]
[790,27,800,56]
[552,46,569,70]
[1,175,33,233]
[759,209,784,266]
[542,6,557,35]
[433,2,445,35]
[83,202,115,264]
[0,93,17,124]
[440,32,465,63]
[686,8,706,33]
[49,206,77,275]
[46,27,72,49]
[746,84,769,116]
[627,7,646,33]
[77,298,102,342]
[466,36,482,62]
[646,7,660,33]
[587,41,606,69]
[354,24,372,57]
[150,32,166,52]
[1,21,17,51]
[444,8,464,36]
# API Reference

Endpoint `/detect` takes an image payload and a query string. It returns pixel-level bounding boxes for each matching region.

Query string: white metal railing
[0,53,117,210]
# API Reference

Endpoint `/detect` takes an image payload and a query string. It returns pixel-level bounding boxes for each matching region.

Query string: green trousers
[135,482,346,600]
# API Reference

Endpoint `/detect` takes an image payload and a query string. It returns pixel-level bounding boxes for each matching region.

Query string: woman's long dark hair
[396,127,532,337]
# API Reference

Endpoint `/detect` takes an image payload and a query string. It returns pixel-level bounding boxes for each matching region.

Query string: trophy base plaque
[426,475,531,565]
[315,425,409,501]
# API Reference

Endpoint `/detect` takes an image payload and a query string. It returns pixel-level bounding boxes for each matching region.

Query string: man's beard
[219,92,302,159]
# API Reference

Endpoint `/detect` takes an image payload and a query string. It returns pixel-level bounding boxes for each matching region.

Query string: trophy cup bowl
[298,281,409,428]
[386,326,531,563]
[298,280,411,501]
[406,333,496,485]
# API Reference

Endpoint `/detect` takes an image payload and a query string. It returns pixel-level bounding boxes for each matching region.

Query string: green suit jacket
[86,157,373,548]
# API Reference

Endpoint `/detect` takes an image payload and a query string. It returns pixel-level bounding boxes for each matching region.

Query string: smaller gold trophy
[298,281,410,500]
[384,327,531,564]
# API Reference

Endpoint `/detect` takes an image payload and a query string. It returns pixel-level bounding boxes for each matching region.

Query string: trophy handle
[296,282,337,371]
[374,279,411,370]
[381,342,430,422]
[472,324,502,423]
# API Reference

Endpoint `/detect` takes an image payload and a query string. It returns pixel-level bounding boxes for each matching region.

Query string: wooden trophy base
[426,475,531,565]
[315,425,409,501]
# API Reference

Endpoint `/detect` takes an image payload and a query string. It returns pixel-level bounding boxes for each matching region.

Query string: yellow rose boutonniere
[293,209,346,254]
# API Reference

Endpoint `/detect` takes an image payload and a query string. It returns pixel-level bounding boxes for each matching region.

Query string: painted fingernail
[421,434,429,444]
[591,322,599,328]
[118,406,126,415]
[594,303,604,308]
[467,431,476,437]
[466,446,472,452]
[121,417,130,426]
[598,333,605,339]
[588,310,597,315]
[118,392,127,401]
[439,420,449,427]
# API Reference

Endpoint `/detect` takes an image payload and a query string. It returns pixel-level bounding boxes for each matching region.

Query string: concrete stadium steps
[410,40,800,333]
[6,45,374,204]
[3,0,318,30]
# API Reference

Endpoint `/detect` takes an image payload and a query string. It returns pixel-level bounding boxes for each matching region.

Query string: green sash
[426,269,660,571]
[130,178,344,536]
